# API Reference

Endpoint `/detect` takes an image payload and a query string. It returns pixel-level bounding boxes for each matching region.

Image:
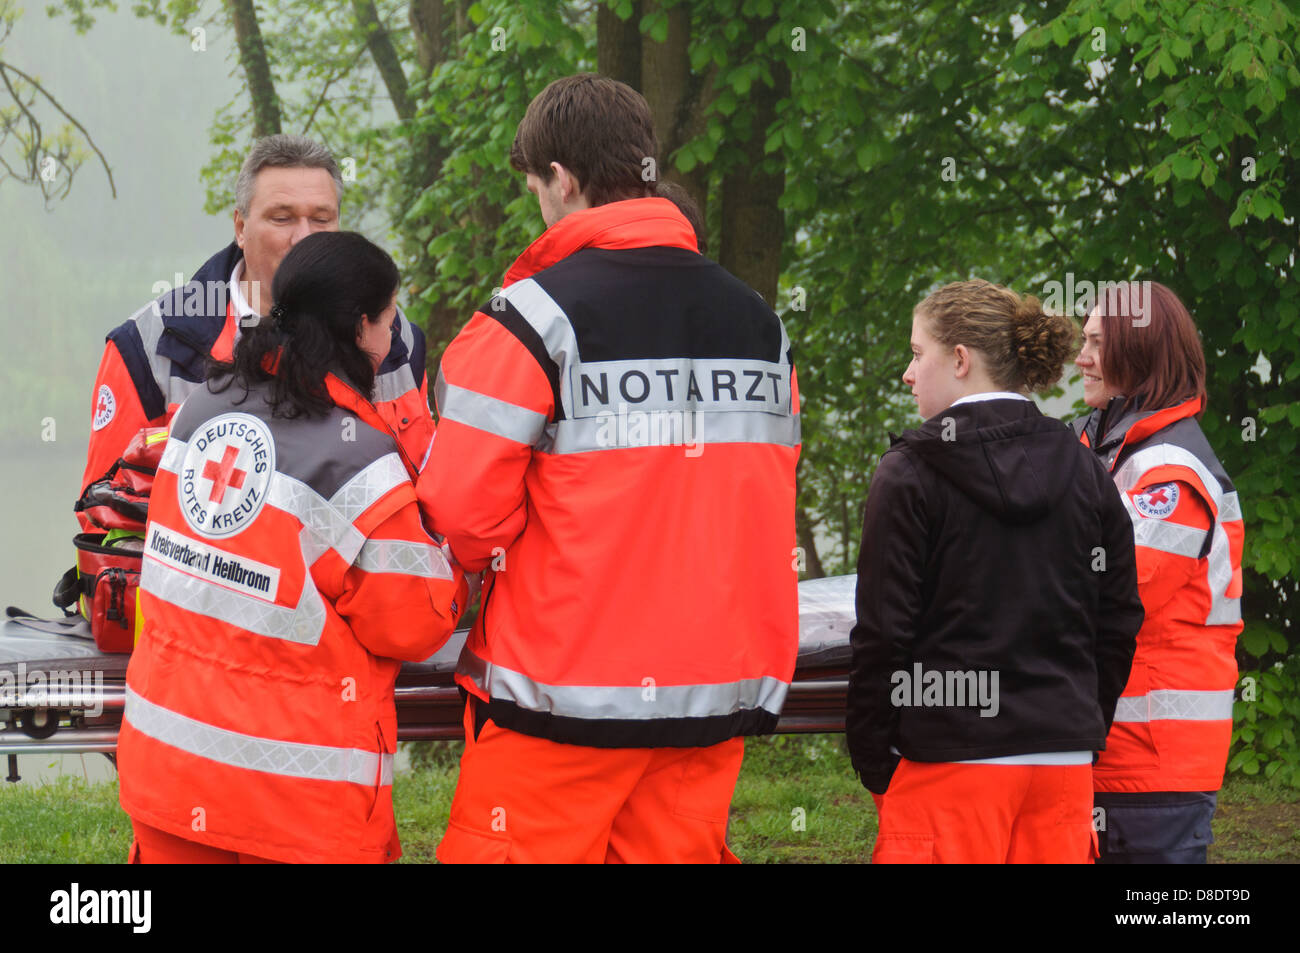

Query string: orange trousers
[438,698,744,863]
[128,820,283,864]
[871,758,1097,864]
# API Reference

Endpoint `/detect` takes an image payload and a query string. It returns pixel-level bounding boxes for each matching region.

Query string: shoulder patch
[1133,482,1179,519]
[92,384,116,431]
[178,413,276,538]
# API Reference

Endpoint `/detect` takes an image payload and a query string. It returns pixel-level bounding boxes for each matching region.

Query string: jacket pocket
[437,820,511,864]
[872,833,935,864]
[365,721,390,828]
[1102,659,1160,773]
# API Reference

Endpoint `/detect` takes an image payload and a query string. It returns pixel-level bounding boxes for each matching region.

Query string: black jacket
[847,398,1144,793]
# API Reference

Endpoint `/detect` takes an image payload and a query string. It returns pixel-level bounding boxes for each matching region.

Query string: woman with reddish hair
[1073,280,1245,863]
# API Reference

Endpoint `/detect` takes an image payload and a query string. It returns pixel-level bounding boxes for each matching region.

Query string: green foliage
[1022,0,1300,780]
[1231,654,1300,787]
[194,0,417,225]
[397,0,588,336]
[0,3,110,202]
[776,3,1089,571]
[47,0,1300,746]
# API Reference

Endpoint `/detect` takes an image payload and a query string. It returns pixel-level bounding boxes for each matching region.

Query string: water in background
[1,3,236,787]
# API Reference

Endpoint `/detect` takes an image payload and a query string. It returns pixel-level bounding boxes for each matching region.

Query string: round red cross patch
[1133,482,1179,519]
[92,384,116,431]
[177,413,276,538]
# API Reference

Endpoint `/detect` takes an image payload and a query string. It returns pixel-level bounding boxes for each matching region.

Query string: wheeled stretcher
[0,575,855,780]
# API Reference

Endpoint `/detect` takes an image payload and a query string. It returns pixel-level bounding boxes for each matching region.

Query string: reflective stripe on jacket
[419,197,801,748]
[1074,395,1243,792]
[81,243,434,528]
[117,372,466,863]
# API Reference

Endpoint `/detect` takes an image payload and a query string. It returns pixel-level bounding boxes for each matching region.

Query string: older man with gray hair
[79,135,435,516]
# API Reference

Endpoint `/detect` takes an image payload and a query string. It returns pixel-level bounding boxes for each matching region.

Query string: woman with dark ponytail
[847,279,1145,863]
[212,229,400,419]
[118,231,468,864]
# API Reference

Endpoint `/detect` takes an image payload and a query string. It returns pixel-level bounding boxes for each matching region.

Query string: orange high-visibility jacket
[117,371,466,863]
[1074,396,1244,792]
[419,197,801,749]
[81,243,435,530]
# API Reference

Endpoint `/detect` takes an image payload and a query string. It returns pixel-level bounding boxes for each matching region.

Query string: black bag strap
[51,566,84,613]
[73,482,150,524]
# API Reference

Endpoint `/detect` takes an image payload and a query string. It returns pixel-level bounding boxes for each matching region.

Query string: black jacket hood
[897,398,1080,524]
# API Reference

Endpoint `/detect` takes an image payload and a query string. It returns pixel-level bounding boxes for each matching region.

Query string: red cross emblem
[1146,487,1169,505]
[96,393,111,418]
[201,445,247,503]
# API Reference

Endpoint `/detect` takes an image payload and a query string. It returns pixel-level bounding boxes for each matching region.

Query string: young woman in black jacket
[848,279,1145,863]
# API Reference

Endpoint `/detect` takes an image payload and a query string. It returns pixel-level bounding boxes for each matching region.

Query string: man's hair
[235,135,344,216]
[510,74,659,207]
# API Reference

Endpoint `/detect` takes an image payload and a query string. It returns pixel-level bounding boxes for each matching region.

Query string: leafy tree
[0,0,115,202]
[45,1,1300,780]
[1014,0,1299,729]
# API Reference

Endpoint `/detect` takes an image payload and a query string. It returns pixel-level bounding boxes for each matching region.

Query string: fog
[1,4,235,784]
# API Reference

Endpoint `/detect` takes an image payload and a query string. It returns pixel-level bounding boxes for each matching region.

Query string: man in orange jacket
[81,135,435,526]
[419,74,801,863]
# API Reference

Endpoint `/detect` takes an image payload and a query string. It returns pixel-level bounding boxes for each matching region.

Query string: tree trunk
[353,0,412,121]
[407,0,479,355]
[410,0,451,74]
[639,2,713,227]
[796,505,826,579]
[717,39,788,305]
[224,0,281,137]
[597,1,642,89]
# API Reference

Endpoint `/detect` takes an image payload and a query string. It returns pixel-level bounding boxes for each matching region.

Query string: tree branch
[352,0,413,121]
[0,60,116,196]
[949,119,1073,260]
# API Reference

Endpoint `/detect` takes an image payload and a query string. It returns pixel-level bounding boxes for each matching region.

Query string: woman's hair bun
[917,279,1078,393]
[1011,294,1077,392]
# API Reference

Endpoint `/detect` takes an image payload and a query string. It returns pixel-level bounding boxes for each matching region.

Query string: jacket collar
[502,197,698,287]
[154,242,245,373]
[155,242,414,380]
[1081,393,1205,469]
[323,371,418,481]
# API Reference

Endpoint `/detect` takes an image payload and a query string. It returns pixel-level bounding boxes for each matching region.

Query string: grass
[1209,771,1300,863]
[0,736,1295,863]
[0,775,132,863]
[728,734,876,863]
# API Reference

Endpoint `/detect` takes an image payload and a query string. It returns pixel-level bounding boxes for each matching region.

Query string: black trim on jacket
[484,697,779,749]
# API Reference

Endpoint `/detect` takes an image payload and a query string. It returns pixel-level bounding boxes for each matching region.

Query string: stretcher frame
[0,576,855,780]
